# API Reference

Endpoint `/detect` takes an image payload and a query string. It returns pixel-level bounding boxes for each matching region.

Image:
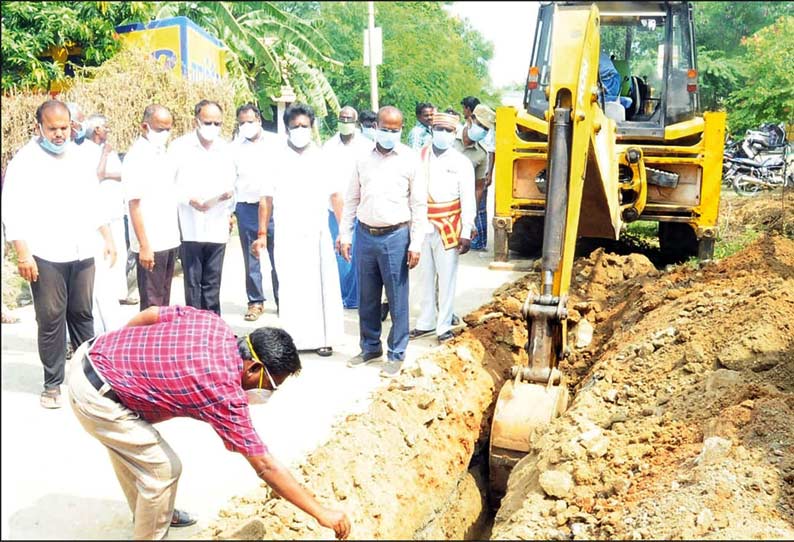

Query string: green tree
[155,1,341,119]
[693,1,794,112]
[725,15,794,133]
[694,1,793,58]
[312,1,495,136]
[0,1,155,92]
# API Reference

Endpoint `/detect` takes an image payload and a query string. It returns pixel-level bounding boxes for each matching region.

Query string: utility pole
[367,1,379,111]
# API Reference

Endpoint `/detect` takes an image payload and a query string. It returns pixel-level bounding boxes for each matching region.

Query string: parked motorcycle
[723,123,792,196]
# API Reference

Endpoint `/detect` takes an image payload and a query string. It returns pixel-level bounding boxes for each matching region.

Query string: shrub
[1,46,249,173]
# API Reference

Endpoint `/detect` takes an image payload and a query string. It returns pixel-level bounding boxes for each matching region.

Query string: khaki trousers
[67,341,182,540]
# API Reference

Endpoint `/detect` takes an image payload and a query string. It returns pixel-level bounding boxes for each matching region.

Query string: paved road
[1,217,525,539]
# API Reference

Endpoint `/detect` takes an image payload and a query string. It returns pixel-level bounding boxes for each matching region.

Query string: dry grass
[1,46,248,173]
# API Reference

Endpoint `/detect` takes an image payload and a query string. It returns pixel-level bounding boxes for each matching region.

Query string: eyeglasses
[378,127,401,133]
[201,121,222,127]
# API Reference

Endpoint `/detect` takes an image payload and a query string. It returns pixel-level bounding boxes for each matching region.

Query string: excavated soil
[200,192,793,540]
[492,233,794,540]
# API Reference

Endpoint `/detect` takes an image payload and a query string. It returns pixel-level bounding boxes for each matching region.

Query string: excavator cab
[494,1,725,264]
[526,1,699,132]
[488,1,725,503]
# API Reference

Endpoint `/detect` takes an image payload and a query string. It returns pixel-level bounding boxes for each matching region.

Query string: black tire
[658,222,698,264]
[508,216,544,257]
[732,171,762,196]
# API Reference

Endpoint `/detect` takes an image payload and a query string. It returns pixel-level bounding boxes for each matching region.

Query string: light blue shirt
[407,122,432,150]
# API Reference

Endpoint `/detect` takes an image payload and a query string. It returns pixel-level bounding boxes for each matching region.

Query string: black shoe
[451,314,461,326]
[438,331,454,343]
[409,328,434,340]
[347,350,383,368]
[380,302,390,322]
[316,347,333,357]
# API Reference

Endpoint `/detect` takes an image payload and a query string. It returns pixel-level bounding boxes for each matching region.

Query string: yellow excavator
[488,1,726,499]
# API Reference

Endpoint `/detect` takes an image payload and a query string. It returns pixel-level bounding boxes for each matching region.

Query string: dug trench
[200,230,793,540]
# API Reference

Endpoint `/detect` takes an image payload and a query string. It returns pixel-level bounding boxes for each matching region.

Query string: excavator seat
[611,59,642,120]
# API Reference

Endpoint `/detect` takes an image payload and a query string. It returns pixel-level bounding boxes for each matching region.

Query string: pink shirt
[89,306,266,457]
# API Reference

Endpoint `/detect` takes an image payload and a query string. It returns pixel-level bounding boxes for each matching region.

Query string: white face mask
[432,129,456,150]
[146,126,170,149]
[198,123,221,142]
[246,388,273,404]
[289,126,312,149]
[238,121,260,140]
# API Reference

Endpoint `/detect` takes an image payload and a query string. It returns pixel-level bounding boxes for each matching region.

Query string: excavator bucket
[489,378,569,502]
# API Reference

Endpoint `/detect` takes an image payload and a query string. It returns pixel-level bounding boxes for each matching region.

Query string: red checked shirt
[88,305,267,457]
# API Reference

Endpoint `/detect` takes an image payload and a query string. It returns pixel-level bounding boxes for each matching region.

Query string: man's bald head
[35,100,70,124]
[142,104,172,125]
[377,106,403,127]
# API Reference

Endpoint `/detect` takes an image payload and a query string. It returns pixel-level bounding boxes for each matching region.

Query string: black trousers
[181,241,226,315]
[31,256,95,390]
[136,247,178,311]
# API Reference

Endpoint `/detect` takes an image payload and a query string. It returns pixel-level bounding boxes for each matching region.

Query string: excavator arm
[490,3,621,501]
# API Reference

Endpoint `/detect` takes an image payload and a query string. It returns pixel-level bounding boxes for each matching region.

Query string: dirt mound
[492,234,794,540]
[200,337,512,540]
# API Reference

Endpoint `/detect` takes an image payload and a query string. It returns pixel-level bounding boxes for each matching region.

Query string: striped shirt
[89,305,266,457]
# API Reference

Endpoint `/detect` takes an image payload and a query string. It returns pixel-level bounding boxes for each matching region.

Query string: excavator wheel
[488,378,569,505]
[508,216,545,257]
[658,221,698,263]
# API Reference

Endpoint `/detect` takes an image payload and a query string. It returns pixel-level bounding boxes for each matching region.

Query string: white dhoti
[415,229,460,336]
[275,227,344,351]
[107,217,128,300]
[92,222,126,335]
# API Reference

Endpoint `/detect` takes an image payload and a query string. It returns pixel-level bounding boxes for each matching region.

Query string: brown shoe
[244,303,264,321]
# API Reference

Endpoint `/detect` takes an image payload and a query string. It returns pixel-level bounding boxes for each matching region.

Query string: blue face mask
[467,122,487,142]
[38,129,67,155]
[73,123,86,145]
[361,126,376,141]
[376,129,401,150]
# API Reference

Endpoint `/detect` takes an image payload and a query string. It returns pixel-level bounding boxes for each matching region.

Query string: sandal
[409,328,434,340]
[40,388,62,409]
[1,312,20,324]
[316,347,333,357]
[170,508,197,528]
[244,303,264,321]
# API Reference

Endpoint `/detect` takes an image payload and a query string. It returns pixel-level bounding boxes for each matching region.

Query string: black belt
[82,354,120,403]
[359,221,408,236]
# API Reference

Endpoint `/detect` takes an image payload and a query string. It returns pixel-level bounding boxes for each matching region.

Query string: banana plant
[155,1,341,119]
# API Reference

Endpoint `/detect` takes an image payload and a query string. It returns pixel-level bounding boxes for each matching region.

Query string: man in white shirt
[232,103,280,321]
[339,105,427,377]
[83,113,127,334]
[252,103,344,357]
[124,104,181,311]
[170,100,236,316]
[1,100,116,409]
[66,102,88,146]
[323,106,373,310]
[410,112,476,343]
